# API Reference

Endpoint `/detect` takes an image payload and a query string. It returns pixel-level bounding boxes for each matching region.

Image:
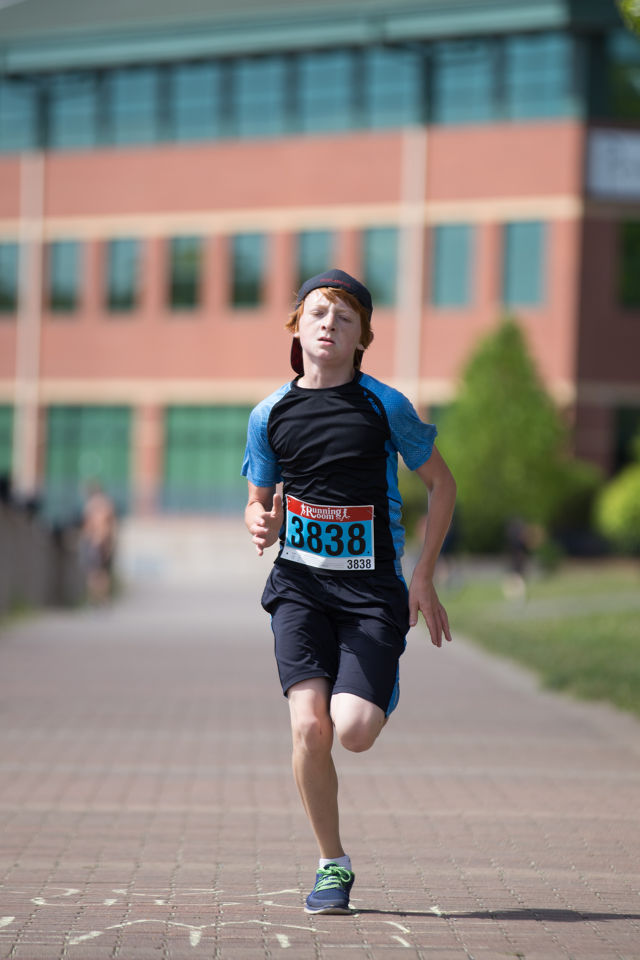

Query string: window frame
[362,226,398,307]
[0,241,19,315]
[47,240,82,315]
[105,237,141,314]
[502,221,546,308]
[231,232,266,309]
[168,235,202,312]
[618,220,640,310]
[431,223,473,308]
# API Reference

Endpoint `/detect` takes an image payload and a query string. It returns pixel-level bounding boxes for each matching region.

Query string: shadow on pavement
[354,907,640,922]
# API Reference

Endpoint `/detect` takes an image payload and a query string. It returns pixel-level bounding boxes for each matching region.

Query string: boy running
[242,269,456,914]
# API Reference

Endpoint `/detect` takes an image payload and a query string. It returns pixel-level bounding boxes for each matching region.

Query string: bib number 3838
[282,496,375,571]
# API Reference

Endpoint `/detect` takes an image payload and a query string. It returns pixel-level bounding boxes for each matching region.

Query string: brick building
[0,0,639,521]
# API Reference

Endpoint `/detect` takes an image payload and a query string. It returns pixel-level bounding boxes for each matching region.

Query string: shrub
[398,466,426,545]
[596,446,640,554]
[437,318,598,552]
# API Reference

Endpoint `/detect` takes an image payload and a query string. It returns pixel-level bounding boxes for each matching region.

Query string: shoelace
[313,865,353,891]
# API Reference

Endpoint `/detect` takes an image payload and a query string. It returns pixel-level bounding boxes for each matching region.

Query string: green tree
[617,0,640,35]
[596,435,640,553]
[437,318,597,552]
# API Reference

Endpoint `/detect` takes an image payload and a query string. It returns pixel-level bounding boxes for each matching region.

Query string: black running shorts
[261,562,409,716]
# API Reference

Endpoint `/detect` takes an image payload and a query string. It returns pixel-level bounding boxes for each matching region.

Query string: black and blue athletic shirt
[241,371,436,576]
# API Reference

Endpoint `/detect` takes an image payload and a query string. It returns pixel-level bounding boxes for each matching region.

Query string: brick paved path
[1,520,639,959]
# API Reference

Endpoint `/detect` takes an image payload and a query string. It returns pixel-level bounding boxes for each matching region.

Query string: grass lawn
[438,560,640,719]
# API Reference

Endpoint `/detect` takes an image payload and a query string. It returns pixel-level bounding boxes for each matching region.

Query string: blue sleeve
[360,374,437,470]
[241,387,288,486]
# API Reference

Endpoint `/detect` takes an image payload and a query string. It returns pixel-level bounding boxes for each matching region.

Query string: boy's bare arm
[408,447,457,647]
[246,482,284,556]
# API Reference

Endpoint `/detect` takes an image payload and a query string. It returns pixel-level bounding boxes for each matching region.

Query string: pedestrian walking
[81,481,117,605]
[242,269,456,914]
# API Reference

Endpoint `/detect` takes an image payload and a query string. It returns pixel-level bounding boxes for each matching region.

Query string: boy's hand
[408,574,452,648]
[249,493,283,556]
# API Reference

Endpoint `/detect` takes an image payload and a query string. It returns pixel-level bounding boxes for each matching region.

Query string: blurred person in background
[243,269,456,915]
[82,480,117,605]
[503,516,529,601]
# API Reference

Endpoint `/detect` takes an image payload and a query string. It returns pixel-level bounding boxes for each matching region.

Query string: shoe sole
[304,905,353,915]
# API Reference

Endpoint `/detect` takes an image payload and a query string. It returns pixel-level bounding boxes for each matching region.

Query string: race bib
[282,496,375,571]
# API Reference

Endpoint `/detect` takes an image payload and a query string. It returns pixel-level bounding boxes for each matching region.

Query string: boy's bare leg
[330,693,386,753]
[287,678,345,860]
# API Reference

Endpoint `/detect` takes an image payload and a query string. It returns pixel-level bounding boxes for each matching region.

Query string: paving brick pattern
[1,520,639,959]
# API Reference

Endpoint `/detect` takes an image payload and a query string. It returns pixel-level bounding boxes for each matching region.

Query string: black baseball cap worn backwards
[291,268,373,375]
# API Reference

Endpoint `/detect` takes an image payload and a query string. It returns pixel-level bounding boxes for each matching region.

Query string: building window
[168,61,223,141]
[504,32,574,119]
[364,46,423,128]
[619,221,640,309]
[432,39,496,124]
[106,238,140,312]
[609,29,640,121]
[299,50,355,133]
[48,72,98,149]
[0,76,38,152]
[47,240,81,313]
[614,406,640,469]
[169,236,201,310]
[45,405,131,524]
[0,242,19,314]
[232,56,288,138]
[502,221,546,306]
[363,227,398,306]
[0,405,12,480]
[232,233,265,308]
[296,231,333,289]
[105,67,161,145]
[2,31,591,155]
[431,224,473,307]
[163,405,252,511]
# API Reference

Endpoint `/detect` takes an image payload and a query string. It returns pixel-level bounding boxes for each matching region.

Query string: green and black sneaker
[304,863,355,914]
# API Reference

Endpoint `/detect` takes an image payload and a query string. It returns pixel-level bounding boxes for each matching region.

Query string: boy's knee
[291,710,333,755]
[331,694,386,752]
[288,678,333,754]
[335,716,380,753]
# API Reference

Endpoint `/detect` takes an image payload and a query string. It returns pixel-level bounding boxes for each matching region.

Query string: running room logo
[287,497,372,524]
[299,502,349,521]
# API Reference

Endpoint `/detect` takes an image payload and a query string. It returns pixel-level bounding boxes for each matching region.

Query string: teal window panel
[364,46,423,128]
[48,72,98,149]
[47,240,81,313]
[619,221,640,309]
[502,221,546,306]
[431,224,473,307]
[232,55,288,138]
[432,39,496,124]
[106,238,140,312]
[0,405,12,478]
[163,405,253,512]
[299,50,355,133]
[232,233,265,308]
[0,76,38,152]
[168,61,223,141]
[296,231,333,289]
[505,32,574,119]
[45,405,131,524]
[105,66,161,145]
[0,242,19,314]
[609,29,640,121]
[169,236,201,310]
[363,227,398,307]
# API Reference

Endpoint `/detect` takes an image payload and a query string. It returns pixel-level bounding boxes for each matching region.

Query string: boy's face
[295,289,365,371]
